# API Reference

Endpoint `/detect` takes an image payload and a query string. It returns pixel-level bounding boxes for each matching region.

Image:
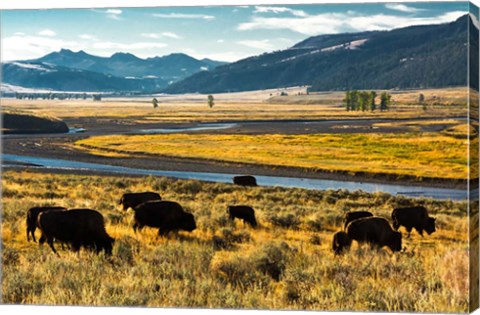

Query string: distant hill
[31,49,227,83]
[1,61,165,92]
[163,14,474,94]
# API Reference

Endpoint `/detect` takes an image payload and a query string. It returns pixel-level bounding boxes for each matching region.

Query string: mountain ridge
[163,14,473,94]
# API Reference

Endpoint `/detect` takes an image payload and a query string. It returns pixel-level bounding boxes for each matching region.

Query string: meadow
[1,170,472,312]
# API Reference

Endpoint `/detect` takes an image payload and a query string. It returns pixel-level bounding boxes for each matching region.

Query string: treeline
[14,92,102,101]
[344,90,391,112]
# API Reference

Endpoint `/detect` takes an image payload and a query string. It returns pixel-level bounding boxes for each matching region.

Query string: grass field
[1,171,472,312]
[76,131,470,180]
[0,87,469,124]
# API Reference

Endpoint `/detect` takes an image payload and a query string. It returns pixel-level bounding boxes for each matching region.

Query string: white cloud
[141,32,181,39]
[106,8,122,20]
[254,6,307,17]
[385,3,424,13]
[38,29,56,37]
[238,11,466,35]
[237,39,273,50]
[153,13,214,20]
[217,39,225,43]
[79,34,98,40]
[161,32,181,39]
[91,8,122,20]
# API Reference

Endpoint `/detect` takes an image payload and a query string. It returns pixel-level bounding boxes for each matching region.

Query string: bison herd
[333,206,436,255]
[24,174,437,257]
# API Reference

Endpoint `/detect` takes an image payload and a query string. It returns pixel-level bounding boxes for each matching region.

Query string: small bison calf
[227,205,257,228]
[332,231,352,255]
[26,206,66,242]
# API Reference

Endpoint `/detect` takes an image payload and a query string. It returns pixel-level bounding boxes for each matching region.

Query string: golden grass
[76,132,469,180]
[1,170,471,312]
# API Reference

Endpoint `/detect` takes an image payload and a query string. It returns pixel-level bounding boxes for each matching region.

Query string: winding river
[2,154,469,201]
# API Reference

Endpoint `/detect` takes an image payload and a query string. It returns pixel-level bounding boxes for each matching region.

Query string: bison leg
[47,238,57,254]
[401,226,411,238]
[415,226,424,237]
[31,230,37,243]
[133,222,144,233]
[71,241,81,253]
[158,228,170,237]
[27,228,31,242]
[39,234,46,245]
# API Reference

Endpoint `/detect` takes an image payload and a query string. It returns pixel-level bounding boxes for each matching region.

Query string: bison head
[181,213,197,232]
[425,217,436,235]
[388,232,402,252]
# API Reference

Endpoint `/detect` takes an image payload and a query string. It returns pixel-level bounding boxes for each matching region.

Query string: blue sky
[0,1,471,62]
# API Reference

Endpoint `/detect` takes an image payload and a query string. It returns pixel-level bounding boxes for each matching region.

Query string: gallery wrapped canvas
[0,0,479,314]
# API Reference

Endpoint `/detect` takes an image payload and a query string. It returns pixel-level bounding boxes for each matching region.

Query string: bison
[119,191,161,211]
[332,231,352,255]
[344,211,373,229]
[233,175,257,186]
[227,205,257,228]
[26,206,66,242]
[391,206,436,237]
[346,217,402,252]
[37,209,114,255]
[133,200,196,236]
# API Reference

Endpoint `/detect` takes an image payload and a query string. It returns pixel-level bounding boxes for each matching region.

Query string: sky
[0,1,473,63]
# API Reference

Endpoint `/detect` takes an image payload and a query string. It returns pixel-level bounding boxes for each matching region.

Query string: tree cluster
[344,90,391,112]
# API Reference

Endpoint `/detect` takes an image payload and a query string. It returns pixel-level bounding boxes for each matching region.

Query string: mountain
[32,49,227,83]
[163,15,473,94]
[1,61,166,92]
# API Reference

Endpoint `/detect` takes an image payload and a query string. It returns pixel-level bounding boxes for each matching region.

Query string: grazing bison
[227,205,257,228]
[391,206,436,237]
[119,192,161,211]
[233,175,257,187]
[133,200,196,236]
[344,211,374,229]
[26,206,66,242]
[332,231,352,255]
[346,217,402,252]
[37,209,114,255]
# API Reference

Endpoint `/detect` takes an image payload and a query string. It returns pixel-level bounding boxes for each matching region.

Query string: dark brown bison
[233,175,257,186]
[227,205,257,227]
[37,209,114,255]
[133,200,196,236]
[391,206,436,237]
[346,217,402,252]
[119,192,161,211]
[26,206,66,242]
[332,231,352,255]
[344,211,373,229]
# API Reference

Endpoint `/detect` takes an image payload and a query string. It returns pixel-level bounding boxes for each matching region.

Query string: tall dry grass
[1,170,471,312]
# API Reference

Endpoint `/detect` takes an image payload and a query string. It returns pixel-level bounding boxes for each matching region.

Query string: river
[2,154,469,201]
